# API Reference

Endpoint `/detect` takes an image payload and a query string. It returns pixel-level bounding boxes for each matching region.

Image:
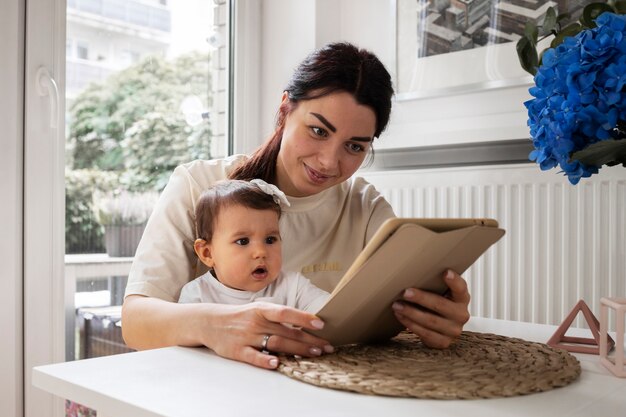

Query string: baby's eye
[311,126,328,137]
[265,236,279,244]
[235,238,249,245]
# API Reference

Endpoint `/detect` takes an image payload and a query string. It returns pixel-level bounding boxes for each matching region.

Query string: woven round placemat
[277,331,581,399]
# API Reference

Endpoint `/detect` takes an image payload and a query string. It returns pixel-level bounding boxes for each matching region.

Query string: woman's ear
[281,91,289,105]
[194,238,214,268]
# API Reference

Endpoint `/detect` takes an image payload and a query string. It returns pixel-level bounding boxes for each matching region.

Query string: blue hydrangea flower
[526,12,626,184]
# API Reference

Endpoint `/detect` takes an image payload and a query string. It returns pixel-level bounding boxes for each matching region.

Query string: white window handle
[36,66,59,129]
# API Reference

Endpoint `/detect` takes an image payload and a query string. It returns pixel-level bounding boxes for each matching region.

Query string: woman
[122,42,471,369]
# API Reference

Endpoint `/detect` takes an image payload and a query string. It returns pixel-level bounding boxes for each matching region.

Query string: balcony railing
[68,0,171,32]
[65,253,134,361]
[66,253,132,307]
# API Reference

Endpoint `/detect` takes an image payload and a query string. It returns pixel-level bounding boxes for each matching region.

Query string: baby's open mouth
[252,266,268,279]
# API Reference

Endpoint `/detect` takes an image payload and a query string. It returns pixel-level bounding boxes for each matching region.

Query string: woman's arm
[122,295,333,369]
[391,269,471,348]
[122,295,208,349]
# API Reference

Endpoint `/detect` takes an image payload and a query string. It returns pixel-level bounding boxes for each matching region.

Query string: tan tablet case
[310,218,505,346]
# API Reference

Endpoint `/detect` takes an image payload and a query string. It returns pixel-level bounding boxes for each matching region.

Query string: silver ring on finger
[261,334,271,354]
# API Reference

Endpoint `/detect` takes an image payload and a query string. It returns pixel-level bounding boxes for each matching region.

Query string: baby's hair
[195,180,282,242]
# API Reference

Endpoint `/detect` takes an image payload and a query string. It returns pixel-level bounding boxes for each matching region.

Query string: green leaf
[524,21,538,43]
[556,12,571,24]
[550,22,582,48]
[543,7,557,34]
[571,139,626,167]
[516,37,539,75]
[581,3,615,28]
[614,0,626,13]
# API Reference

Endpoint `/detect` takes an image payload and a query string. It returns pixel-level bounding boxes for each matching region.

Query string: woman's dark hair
[195,180,281,242]
[229,42,394,183]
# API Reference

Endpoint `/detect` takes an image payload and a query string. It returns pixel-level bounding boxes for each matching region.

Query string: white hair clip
[250,179,291,208]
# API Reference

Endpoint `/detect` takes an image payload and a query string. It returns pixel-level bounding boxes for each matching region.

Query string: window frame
[230,0,261,155]
[23,0,67,414]
[20,1,239,417]
[0,1,25,416]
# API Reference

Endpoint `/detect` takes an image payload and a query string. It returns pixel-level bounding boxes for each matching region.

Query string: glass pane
[64,5,228,413]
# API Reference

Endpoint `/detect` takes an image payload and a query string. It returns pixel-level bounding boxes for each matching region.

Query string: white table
[32,317,626,417]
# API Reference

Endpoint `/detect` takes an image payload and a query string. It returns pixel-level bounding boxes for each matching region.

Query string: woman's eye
[311,126,328,137]
[347,142,365,153]
[235,238,249,245]
[265,236,279,244]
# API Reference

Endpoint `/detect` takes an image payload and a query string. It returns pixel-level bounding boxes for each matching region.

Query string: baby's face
[208,205,282,292]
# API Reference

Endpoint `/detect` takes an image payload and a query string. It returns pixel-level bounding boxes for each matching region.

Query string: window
[66,38,73,58]
[22,1,234,415]
[119,49,140,66]
[75,41,89,60]
[64,0,230,380]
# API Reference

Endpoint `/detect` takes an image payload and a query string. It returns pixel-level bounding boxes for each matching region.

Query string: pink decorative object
[600,297,626,378]
[547,299,614,354]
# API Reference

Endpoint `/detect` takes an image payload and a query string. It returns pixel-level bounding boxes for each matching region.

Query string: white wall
[259,0,316,143]
[251,1,626,326]
[256,0,532,151]
[0,0,24,416]
[338,0,532,148]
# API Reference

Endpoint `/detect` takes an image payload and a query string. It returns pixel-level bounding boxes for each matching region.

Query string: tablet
[310,218,505,346]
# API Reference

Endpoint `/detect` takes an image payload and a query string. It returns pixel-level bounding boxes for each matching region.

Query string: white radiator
[361,163,626,330]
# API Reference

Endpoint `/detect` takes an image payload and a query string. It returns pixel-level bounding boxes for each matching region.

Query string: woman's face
[276,91,377,197]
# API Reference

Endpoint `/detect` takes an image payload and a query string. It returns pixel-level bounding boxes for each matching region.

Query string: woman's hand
[200,302,333,370]
[122,296,333,371]
[391,269,471,348]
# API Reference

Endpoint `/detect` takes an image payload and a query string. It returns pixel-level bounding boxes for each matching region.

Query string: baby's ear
[194,238,214,267]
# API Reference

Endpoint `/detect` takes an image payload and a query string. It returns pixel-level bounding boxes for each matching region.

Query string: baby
[178,179,329,313]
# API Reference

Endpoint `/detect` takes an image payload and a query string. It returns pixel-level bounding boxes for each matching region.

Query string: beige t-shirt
[124,155,396,301]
